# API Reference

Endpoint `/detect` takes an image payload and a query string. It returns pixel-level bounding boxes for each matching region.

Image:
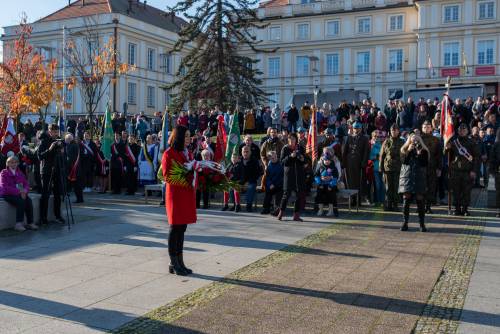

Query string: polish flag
[440,94,454,144]
[1,117,20,156]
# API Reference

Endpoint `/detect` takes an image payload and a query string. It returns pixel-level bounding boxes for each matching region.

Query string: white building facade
[1,0,185,117]
[249,0,500,106]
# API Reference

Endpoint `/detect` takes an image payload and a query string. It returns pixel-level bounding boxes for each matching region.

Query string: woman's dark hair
[169,125,189,151]
[288,132,298,142]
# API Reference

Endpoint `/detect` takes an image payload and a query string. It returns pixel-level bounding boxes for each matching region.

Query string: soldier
[489,128,500,218]
[421,121,442,213]
[445,123,480,216]
[342,122,370,204]
[379,124,404,211]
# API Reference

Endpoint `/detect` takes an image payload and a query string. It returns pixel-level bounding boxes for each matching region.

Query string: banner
[225,111,241,162]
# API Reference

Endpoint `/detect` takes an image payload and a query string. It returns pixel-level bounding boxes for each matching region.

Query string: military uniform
[379,136,404,210]
[446,135,480,215]
[422,133,442,211]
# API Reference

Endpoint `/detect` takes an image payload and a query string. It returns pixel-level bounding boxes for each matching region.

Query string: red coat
[162,148,197,225]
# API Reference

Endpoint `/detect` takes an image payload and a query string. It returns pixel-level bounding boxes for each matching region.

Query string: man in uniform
[81,131,97,193]
[379,124,404,211]
[421,120,442,213]
[446,123,480,216]
[342,121,370,204]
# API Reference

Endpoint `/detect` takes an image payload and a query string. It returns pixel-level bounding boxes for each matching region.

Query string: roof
[259,0,289,8]
[37,0,185,33]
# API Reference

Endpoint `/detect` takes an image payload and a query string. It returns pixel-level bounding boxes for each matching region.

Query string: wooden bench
[144,184,164,204]
[0,194,55,231]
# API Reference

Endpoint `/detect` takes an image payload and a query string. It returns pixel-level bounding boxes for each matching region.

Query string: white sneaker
[26,224,39,230]
[317,204,324,216]
[14,223,26,232]
[327,204,334,217]
[83,187,91,193]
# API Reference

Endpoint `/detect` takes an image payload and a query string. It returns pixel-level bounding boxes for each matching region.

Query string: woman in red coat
[162,126,197,276]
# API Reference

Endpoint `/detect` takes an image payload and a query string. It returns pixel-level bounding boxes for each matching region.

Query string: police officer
[379,124,404,211]
[445,123,480,216]
[421,120,442,213]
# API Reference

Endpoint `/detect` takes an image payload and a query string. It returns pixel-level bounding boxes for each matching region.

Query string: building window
[356,51,370,73]
[147,86,155,108]
[443,5,460,23]
[478,40,495,65]
[478,1,495,19]
[357,17,371,34]
[325,54,339,75]
[268,57,280,78]
[296,23,310,40]
[389,15,404,31]
[269,26,281,41]
[443,42,460,66]
[128,82,137,105]
[296,56,310,76]
[147,48,155,71]
[388,49,403,72]
[325,20,340,37]
[65,89,73,104]
[128,43,137,66]
[162,54,172,74]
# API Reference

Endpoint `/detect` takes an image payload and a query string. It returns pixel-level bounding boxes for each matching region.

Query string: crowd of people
[1,94,500,234]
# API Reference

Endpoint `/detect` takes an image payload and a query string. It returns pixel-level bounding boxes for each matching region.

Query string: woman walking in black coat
[277,133,306,222]
[399,134,429,232]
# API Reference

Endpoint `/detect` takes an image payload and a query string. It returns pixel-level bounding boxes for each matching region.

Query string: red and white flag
[440,94,454,144]
[214,115,227,163]
[306,105,318,163]
[1,117,20,156]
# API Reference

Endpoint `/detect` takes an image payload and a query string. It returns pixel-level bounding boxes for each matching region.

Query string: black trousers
[111,168,122,194]
[81,159,94,188]
[3,195,33,224]
[280,189,305,213]
[41,172,62,221]
[263,187,283,211]
[168,224,188,257]
[125,167,137,194]
[196,190,209,208]
[69,176,83,202]
[315,186,338,206]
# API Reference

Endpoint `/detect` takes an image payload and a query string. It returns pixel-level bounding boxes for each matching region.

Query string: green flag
[225,112,241,162]
[102,104,114,160]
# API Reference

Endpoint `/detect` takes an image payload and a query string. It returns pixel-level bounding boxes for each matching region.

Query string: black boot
[401,199,410,231]
[235,204,241,212]
[168,255,188,276]
[417,200,427,232]
[221,204,229,211]
[425,202,433,214]
[463,206,470,216]
[178,253,192,275]
[454,206,462,216]
[393,202,399,212]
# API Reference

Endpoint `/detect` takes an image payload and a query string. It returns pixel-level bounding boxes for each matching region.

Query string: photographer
[399,134,429,232]
[37,124,65,224]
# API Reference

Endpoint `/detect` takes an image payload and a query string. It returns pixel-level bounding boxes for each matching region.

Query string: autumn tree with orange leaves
[64,18,133,135]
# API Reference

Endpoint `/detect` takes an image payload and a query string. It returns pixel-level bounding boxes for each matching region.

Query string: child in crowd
[261,151,284,215]
[314,148,341,217]
[222,153,243,212]
[196,149,212,209]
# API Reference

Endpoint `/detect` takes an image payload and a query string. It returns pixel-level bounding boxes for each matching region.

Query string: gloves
[184,160,196,171]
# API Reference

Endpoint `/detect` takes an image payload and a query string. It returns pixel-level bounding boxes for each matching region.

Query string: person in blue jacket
[261,151,284,215]
[314,148,341,217]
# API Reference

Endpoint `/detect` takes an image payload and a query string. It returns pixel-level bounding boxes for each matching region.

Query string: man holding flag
[443,93,480,216]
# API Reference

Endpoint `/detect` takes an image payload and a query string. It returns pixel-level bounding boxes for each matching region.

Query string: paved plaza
[0,191,498,333]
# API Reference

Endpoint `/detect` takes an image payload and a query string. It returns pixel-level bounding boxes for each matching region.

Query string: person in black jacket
[80,131,97,193]
[64,133,84,203]
[240,145,262,212]
[110,132,125,194]
[261,151,284,215]
[37,124,64,224]
[287,104,299,133]
[277,133,306,222]
[398,134,429,232]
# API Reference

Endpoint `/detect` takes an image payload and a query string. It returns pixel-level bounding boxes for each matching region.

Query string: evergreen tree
[166,0,274,110]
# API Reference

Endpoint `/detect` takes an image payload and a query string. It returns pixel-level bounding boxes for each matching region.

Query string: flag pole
[445,76,452,215]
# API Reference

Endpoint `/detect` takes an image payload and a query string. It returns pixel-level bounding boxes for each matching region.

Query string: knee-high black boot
[168,228,187,276]
[417,199,427,232]
[401,198,410,231]
[178,231,192,275]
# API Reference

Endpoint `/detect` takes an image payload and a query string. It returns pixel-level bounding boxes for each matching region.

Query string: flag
[159,111,169,152]
[214,114,227,163]
[1,117,20,156]
[427,54,434,77]
[225,111,241,162]
[0,113,8,142]
[102,104,114,160]
[306,105,318,163]
[440,94,454,144]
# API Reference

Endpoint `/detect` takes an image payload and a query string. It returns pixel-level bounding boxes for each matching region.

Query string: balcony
[259,0,410,18]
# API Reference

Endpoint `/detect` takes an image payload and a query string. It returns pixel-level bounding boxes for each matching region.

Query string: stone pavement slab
[0,195,329,333]
[457,218,500,334]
